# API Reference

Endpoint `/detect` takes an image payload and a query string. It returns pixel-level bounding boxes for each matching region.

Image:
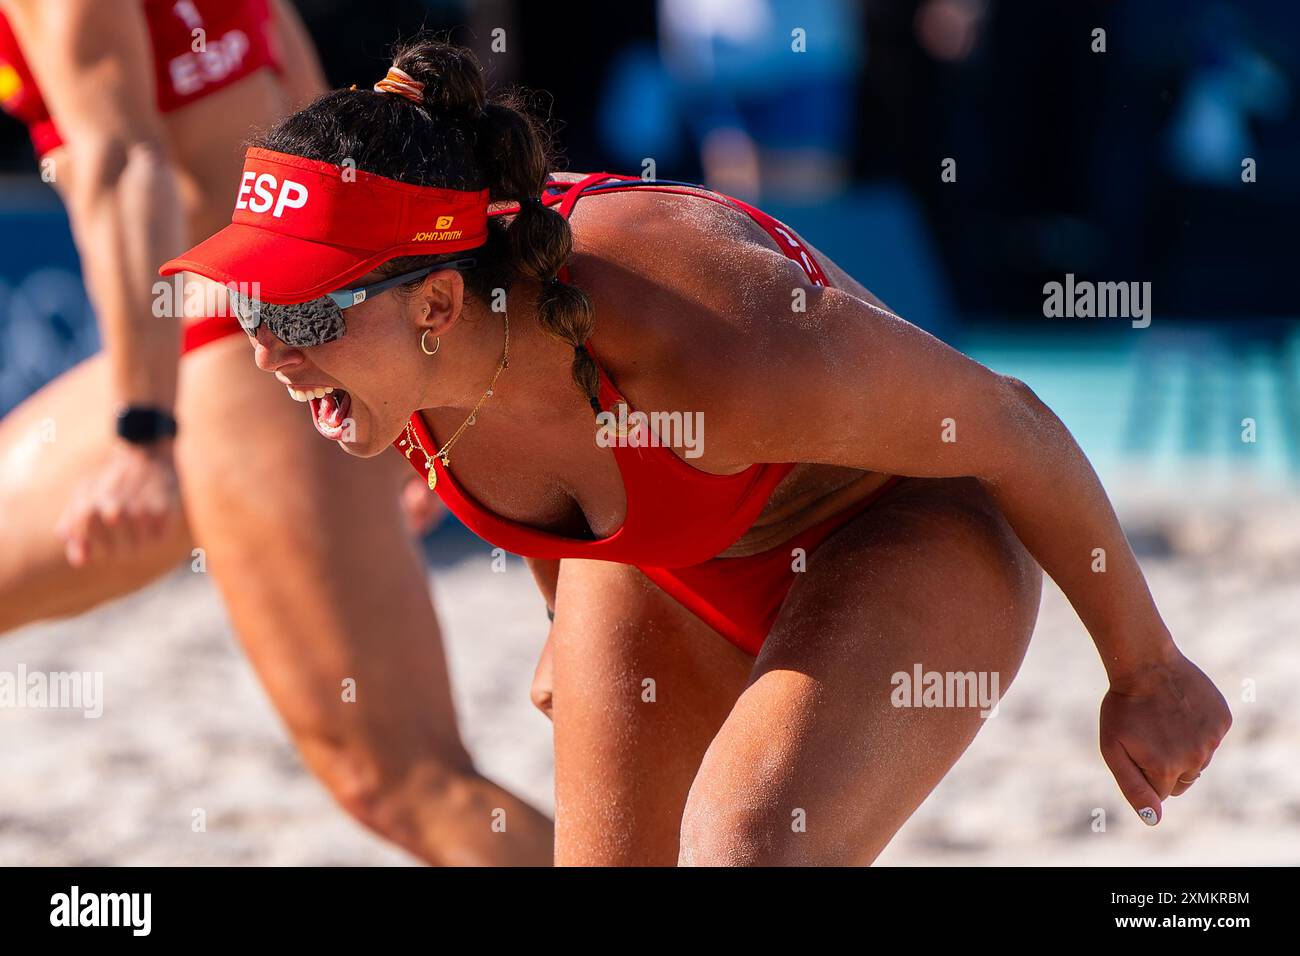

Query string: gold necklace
[401,312,509,491]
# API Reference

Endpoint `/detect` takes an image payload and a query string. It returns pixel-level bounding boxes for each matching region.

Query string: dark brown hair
[258,36,599,409]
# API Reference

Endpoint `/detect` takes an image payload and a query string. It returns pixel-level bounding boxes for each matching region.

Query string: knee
[529,680,553,721]
[298,727,477,856]
[314,747,403,835]
[678,794,813,867]
[529,633,555,721]
[318,749,405,836]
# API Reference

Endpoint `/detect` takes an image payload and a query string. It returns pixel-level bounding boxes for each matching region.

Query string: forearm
[270,0,328,108]
[68,139,186,412]
[982,381,1175,680]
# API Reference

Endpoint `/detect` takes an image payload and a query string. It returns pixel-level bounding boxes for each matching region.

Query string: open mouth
[310,388,352,441]
[284,385,352,442]
[310,388,351,442]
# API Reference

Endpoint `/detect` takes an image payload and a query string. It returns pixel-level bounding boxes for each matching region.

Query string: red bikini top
[396,174,830,570]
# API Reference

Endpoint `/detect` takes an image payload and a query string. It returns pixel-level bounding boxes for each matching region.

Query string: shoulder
[566,183,836,465]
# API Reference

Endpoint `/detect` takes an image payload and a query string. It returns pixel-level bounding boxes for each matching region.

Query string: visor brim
[160,223,389,304]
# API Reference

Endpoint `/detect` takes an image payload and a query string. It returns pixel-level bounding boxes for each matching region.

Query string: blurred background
[1,0,1296,865]
[5,0,1300,486]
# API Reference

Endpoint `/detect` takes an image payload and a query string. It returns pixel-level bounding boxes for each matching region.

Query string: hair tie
[521,197,543,209]
[574,343,587,355]
[542,275,560,289]
[373,66,425,105]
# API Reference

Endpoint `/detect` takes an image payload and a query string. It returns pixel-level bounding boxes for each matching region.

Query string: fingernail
[1138,807,1158,826]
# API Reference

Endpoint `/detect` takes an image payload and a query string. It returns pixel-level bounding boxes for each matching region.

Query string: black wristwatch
[116,405,178,445]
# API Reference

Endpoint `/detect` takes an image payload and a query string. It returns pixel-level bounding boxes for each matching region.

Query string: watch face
[117,407,177,444]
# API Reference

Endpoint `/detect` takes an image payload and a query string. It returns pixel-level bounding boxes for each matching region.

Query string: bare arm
[7,0,184,413]
[714,263,1169,679]
[269,0,328,109]
[702,247,1230,819]
[5,0,185,564]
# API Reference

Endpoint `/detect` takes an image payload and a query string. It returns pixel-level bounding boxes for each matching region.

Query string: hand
[1099,646,1232,826]
[56,440,182,568]
[399,472,446,537]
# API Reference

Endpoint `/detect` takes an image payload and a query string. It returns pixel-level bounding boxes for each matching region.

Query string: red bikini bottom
[638,476,905,655]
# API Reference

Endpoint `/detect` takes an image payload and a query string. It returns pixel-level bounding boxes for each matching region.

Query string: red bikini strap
[546,175,626,400]
[551,173,632,285]
[555,172,633,218]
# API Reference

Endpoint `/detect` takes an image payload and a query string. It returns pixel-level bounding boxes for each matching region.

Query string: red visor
[160,148,490,303]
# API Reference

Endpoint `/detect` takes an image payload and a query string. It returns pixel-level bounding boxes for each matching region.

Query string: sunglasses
[228,258,478,348]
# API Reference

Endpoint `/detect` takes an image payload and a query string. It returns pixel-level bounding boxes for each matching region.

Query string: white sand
[1,484,1297,865]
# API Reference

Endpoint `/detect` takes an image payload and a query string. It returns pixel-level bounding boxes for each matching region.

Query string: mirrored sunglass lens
[227,287,261,332]
[264,296,346,347]
[225,289,345,347]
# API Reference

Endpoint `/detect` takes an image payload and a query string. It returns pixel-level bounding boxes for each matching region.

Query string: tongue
[316,392,341,426]
[309,391,349,432]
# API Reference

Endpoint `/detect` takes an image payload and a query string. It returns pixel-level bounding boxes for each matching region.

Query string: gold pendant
[427,466,437,491]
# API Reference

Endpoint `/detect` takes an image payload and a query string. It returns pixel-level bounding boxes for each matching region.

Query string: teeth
[286,385,334,402]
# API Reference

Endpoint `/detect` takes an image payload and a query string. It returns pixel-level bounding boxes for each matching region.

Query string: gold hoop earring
[420,329,440,356]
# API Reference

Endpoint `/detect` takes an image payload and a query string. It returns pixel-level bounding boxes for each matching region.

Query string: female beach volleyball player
[165,37,1233,866]
[0,3,551,865]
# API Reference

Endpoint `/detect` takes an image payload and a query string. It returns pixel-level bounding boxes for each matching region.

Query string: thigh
[175,339,467,774]
[0,356,192,632]
[550,558,753,865]
[680,477,1044,865]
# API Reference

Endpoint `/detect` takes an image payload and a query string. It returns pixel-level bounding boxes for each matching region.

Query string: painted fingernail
[1138,807,1158,826]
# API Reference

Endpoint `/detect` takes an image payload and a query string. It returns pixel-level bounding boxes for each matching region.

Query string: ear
[414,267,468,337]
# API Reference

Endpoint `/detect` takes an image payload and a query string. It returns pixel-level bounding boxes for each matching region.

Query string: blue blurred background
[2,0,1297,488]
